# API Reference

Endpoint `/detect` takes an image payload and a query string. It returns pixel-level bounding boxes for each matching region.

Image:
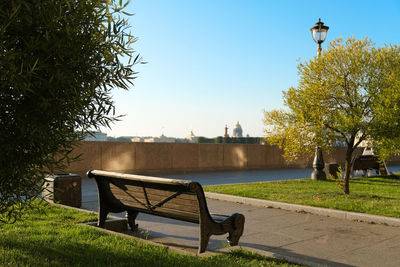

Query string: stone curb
[205,192,400,227]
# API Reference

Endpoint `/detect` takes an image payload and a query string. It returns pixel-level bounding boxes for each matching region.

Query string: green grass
[204,175,400,218]
[0,201,304,267]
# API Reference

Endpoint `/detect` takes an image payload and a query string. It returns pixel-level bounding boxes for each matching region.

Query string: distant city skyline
[102,123,244,139]
[101,0,400,138]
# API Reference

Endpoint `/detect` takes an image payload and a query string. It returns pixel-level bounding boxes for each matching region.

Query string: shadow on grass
[349,193,397,201]
[2,234,116,264]
[351,177,400,187]
[312,189,397,200]
[0,228,188,267]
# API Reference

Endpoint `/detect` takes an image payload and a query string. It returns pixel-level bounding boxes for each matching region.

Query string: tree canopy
[264,37,400,194]
[0,0,139,222]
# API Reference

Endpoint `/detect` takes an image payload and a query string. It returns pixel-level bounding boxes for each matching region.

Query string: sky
[102,0,400,138]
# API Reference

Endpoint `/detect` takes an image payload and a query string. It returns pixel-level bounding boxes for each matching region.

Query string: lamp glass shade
[311,29,328,43]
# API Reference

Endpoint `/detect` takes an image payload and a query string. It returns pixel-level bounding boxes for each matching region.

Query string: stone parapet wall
[66,141,400,174]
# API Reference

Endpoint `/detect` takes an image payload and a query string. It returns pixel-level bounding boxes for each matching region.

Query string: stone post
[311,147,326,180]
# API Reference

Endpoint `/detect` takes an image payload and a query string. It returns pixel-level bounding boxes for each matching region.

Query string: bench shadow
[128,227,355,267]
[107,209,356,266]
[237,241,355,267]
[128,213,355,267]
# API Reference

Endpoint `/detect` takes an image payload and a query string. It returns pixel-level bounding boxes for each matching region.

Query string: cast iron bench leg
[126,210,139,231]
[228,214,245,246]
[199,226,211,254]
[98,207,109,228]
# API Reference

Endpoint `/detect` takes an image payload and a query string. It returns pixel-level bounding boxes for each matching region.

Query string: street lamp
[310,18,329,57]
[310,18,329,181]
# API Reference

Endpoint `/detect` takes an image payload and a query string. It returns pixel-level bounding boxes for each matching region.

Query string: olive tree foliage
[0,0,140,222]
[264,37,400,194]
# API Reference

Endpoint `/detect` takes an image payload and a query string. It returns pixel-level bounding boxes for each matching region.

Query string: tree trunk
[343,145,354,194]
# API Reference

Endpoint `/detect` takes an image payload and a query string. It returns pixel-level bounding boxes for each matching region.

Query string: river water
[157,165,400,186]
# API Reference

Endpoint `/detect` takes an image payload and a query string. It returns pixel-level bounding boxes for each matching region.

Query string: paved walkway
[81,170,400,267]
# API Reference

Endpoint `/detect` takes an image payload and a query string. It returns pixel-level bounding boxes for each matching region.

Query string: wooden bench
[87,170,245,253]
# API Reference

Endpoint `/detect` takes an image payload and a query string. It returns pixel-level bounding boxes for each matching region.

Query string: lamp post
[310,18,329,57]
[310,18,329,180]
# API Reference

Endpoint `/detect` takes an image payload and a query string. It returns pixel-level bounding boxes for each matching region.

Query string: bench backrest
[88,170,210,224]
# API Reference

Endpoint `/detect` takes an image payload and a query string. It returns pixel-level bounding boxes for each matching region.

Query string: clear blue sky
[102,0,400,138]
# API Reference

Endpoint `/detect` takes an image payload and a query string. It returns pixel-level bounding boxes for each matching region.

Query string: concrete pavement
[81,174,400,267]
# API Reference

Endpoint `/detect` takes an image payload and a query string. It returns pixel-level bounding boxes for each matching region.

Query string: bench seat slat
[111,184,198,201]
[118,198,200,222]
[110,185,199,213]
[112,193,200,214]
[110,191,199,207]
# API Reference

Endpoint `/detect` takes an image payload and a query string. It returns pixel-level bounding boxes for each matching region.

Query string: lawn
[0,201,304,267]
[204,175,400,218]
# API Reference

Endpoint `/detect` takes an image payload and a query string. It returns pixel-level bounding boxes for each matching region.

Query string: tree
[0,0,140,222]
[264,37,400,194]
